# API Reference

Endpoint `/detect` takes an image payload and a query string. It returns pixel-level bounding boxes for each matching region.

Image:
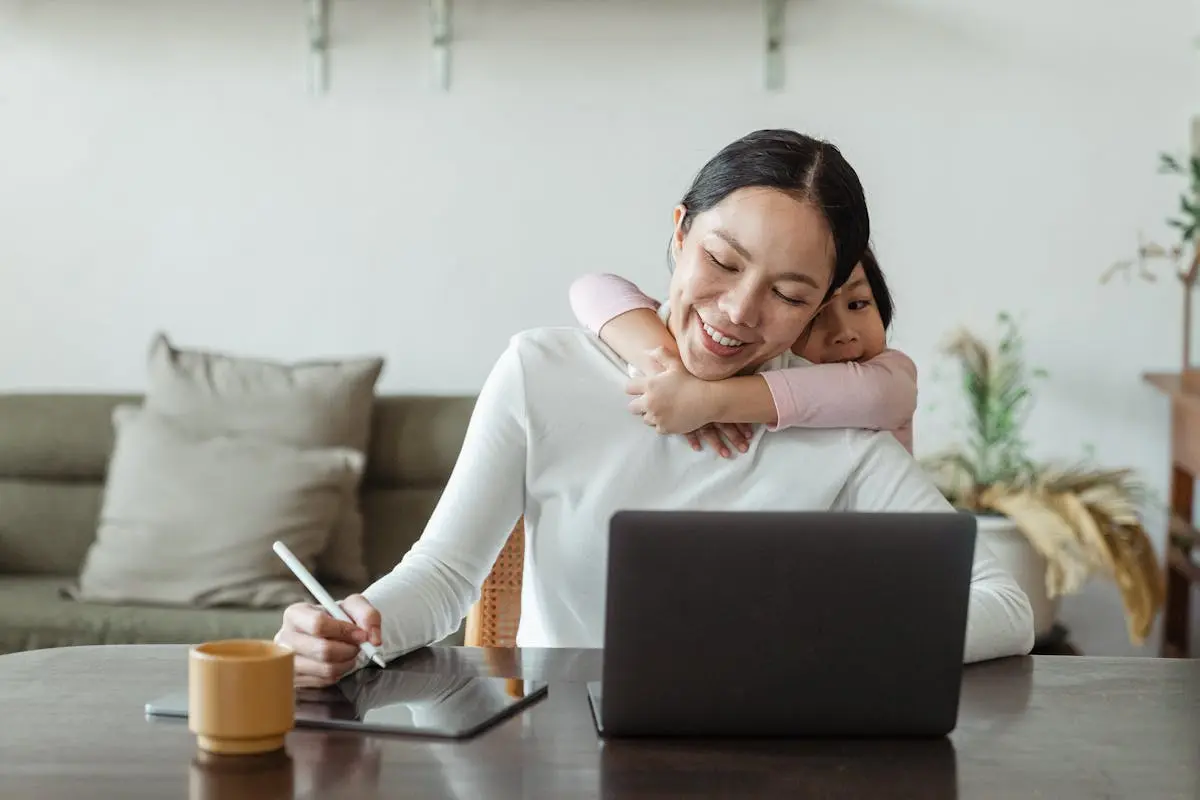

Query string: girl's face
[795,264,887,364]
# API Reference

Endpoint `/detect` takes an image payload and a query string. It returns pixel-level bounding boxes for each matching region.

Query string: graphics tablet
[146,670,547,739]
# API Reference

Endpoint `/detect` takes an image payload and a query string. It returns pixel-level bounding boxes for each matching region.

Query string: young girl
[567,247,917,457]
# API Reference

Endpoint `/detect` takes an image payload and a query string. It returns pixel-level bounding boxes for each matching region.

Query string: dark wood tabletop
[0,645,1196,799]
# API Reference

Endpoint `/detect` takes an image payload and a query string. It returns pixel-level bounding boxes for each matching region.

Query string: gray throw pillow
[142,332,384,587]
[69,406,364,608]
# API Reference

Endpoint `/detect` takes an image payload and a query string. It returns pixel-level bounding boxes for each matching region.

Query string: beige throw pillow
[71,406,365,608]
[142,333,384,586]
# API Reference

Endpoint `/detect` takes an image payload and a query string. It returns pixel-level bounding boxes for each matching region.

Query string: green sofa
[0,392,477,655]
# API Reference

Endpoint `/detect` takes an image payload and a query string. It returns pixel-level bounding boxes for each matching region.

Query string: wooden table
[1145,372,1200,658]
[0,645,1197,799]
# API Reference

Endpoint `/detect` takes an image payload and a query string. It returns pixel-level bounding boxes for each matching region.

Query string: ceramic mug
[188,639,295,755]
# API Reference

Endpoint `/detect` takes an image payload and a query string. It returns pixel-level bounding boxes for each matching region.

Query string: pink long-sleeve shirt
[568,273,917,453]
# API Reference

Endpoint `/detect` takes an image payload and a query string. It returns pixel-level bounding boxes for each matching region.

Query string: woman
[276,129,1035,687]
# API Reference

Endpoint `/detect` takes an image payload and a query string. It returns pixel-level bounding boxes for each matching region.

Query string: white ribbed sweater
[360,327,1035,666]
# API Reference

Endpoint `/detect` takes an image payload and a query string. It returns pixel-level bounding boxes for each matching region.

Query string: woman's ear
[671,205,688,255]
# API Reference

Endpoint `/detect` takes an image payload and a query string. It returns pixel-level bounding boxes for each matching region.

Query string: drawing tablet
[146,670,547,739]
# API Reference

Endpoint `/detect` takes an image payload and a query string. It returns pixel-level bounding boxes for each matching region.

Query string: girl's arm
[694,351,917,442]
[568,273,671,376]
[760,349,918,434]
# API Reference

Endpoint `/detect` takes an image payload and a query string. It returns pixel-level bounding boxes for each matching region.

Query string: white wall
[2,0,1197,655]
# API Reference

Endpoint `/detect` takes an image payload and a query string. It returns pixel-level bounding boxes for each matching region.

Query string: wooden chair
[464,517,525,648]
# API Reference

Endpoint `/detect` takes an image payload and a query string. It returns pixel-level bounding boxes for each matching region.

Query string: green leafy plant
[923,312,1164,644]
[924,312,1044,507]
[1158,150,1200,246]
[1099,138,1200,302]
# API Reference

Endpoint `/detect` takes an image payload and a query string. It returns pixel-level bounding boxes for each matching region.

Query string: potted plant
[922,312,1164,645]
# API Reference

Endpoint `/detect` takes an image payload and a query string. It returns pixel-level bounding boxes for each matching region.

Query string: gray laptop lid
[597,510,977,737]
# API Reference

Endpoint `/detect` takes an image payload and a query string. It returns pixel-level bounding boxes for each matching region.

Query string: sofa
[0,391,478,655]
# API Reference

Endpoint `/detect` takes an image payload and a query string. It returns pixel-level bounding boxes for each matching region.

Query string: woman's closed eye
[774,290,808,307]
[706,250,737,273]
[706,249,809,306]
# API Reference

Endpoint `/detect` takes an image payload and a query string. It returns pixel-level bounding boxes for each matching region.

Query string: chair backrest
[464,517,525,647]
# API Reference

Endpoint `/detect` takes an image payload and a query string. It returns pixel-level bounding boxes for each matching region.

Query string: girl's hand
[625,348,754,457]
[626,347,720,435]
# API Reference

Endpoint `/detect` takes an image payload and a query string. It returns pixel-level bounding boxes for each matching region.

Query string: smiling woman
[664,130,868,381]
[275,128,1035,688]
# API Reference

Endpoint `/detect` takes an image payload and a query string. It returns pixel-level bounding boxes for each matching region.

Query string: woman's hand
[275,594,382,688]
[625,348,753,457]
[685,423,754,458]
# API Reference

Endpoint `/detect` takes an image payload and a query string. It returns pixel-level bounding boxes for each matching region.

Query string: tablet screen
[146,671,548,739]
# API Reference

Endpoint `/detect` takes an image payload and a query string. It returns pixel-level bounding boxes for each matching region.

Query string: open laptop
[587,509,977,738]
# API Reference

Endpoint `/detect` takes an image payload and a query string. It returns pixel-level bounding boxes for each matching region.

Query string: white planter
[974,513,1060,639]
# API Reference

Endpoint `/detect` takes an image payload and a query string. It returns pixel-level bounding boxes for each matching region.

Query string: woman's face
[666,187,835,381]
[797,264,887,364]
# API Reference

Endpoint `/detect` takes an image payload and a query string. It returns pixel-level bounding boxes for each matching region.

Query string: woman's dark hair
[859,245,895,331]
[672,129,870,299]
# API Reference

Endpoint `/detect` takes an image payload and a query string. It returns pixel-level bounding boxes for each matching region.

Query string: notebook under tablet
[588,510,977,738]
[147,670,546,739]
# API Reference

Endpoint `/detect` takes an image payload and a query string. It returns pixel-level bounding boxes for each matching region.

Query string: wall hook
[308,0,331,94]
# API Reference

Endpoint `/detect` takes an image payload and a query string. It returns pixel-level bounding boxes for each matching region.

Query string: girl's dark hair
[859,245,895,330]
[673,129,870,299]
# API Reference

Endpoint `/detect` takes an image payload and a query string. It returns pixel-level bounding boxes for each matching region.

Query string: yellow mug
[188,639,295,755]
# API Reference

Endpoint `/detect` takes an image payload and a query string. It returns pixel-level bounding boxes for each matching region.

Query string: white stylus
[272,540,387,668]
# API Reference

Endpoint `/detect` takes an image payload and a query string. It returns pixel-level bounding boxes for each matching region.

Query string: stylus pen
[272,540,388,669]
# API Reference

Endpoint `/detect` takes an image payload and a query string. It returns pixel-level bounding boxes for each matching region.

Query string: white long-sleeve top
[360,327,1035,666]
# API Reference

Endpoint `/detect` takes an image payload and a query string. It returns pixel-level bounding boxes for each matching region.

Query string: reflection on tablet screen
[298,671,547,738]
[146,672,547,740]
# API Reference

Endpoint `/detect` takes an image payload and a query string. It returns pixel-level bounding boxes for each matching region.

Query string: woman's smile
[697,314,749,355]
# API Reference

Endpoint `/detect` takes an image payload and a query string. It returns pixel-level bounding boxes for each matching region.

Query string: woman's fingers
[284,602,365,644]
[289,631,362,665]
[276,602,372,686]
[340,594,382,647]
[293,654,360,688]
[716,422,749,453]
[698,426,731,458]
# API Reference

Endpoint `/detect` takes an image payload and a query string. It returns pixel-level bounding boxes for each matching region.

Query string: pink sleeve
[568,273,661,334]
[761,349,918,453]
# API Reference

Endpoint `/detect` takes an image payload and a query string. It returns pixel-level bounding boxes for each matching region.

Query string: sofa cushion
[0,393,479,580]
[68,406,363,608]
[0,480,105,576]
[0,576,286,654]
[0,576,464,655]
[144,333,384,587]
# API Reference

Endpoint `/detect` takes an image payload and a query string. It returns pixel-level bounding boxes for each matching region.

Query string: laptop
[587,509,977,738]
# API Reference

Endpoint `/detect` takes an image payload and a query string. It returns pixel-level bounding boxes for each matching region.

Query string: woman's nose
[718,285,760,328]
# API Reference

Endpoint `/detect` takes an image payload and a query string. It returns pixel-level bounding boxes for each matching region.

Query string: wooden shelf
[303,0,791,94]
[1169,513,1200,548]
[1163,641,1189,659]
[1145,371,1200,658]
[1168,546,1200,584]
